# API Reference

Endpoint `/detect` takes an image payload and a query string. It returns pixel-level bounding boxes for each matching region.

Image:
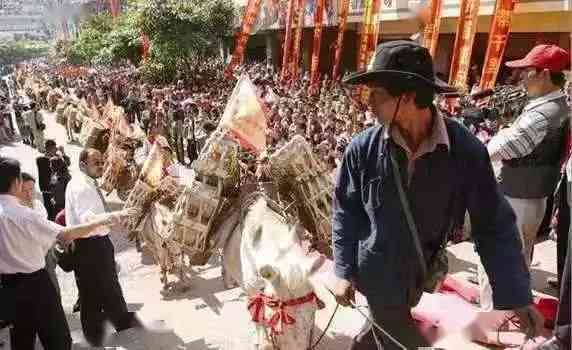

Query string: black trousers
[554,235,570,348]
[556,176,570,283]
[41,191,55,221]
[74,235,138,346]
[349,302,429,350]
[1,269,71,350]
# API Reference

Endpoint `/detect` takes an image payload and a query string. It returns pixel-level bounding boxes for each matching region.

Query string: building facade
[238,0,571,82]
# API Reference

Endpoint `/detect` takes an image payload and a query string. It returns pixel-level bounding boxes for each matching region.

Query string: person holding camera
[0,157,132,350]
[332,41,542,349]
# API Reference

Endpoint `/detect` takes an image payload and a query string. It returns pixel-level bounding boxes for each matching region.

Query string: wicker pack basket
[269,135,334,257]
[79,117,110,154]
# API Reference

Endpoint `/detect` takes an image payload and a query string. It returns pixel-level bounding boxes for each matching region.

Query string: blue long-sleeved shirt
[332,118,532,308]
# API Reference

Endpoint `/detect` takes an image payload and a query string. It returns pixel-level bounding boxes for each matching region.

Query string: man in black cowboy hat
[332,41,543,349]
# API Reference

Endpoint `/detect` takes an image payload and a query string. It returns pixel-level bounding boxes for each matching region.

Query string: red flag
[141,34,150,61]
[479,0,518,90]
[109,0,120,18]
[225,0,263,78]
[357,0,382,102]
[422,0,443,57]
[310,0,326,93]
[290,0,306,81]
[332,0,350,80]
[449,0,481,90]
[280,0,297,82]
[219,75,267,155]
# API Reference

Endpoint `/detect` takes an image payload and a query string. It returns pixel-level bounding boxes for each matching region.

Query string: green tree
[0,40,50,67]
[138,0,235,83]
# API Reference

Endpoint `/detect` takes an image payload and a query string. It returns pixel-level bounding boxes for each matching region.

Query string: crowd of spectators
[12,59,375,175]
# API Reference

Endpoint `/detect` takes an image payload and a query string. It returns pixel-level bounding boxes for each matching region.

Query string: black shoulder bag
[389,144,450,306]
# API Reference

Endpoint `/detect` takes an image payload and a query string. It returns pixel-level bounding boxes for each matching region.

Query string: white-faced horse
[222,191,326,350]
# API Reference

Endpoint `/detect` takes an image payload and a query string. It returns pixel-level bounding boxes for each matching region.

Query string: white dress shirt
[31,198,48,219]
[65,173,109,237]
[0,195,62,273]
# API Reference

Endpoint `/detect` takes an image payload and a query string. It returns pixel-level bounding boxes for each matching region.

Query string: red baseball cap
[506,44,570,72]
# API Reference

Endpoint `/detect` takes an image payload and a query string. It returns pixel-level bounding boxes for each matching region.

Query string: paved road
[0,110,559,349]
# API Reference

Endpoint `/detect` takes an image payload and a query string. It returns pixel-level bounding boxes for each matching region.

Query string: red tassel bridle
[247,291,325,335]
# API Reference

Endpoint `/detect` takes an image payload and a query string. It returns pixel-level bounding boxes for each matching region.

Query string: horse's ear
[303,253,326,278]
[292,222,306,241]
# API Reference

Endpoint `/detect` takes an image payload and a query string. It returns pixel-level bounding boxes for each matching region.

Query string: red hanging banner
[141,34,150,61]
[225,0,263,78]
[356,0,382,72]
[332,0,350,80]
[109,0,120,18]
[479,0,518,90]
[280,0,297,82]
[357,0,382,102]
[448,0,480,91]
[290,0,305,81]
[422,0,443,57]
[309,0,326,93]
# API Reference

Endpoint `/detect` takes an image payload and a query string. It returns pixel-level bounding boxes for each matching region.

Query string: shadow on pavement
[161,272,226,315]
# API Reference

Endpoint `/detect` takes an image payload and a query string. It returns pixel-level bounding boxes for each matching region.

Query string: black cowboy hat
[343,40,456,93]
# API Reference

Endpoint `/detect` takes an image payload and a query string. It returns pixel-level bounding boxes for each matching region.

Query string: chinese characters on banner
[332,0,350,80]
[225,0,263,78]
[479,0,518,90]
[422,0,443,57]
[290,0,306,81]
[356,0,382,101]
[448,0,481,90]
[310,0,326,93]
[280,0,297,82]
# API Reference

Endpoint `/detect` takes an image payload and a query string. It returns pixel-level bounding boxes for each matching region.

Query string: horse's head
[242,196,325,350]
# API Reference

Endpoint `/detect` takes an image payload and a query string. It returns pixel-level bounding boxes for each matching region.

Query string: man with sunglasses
[488,44,570,272]
[332,41,542,349]
[65,148,141,346]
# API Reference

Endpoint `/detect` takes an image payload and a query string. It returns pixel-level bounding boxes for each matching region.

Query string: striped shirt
[488,90,566,162]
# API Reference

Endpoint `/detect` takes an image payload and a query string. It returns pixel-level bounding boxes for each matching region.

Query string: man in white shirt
[0,157,130,350]
[15,172,62,296]
[65,148,140,347]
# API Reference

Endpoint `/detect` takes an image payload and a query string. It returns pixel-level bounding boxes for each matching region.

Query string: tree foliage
[63,0,235,83]
[137,0,235,83]
[66,11,143,66]
[0,40,50,67]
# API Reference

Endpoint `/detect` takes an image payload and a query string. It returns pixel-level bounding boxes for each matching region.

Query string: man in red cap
[486,43,570,298]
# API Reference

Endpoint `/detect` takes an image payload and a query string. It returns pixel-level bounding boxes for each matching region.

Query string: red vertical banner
[332,0,350,80]
[290,0,306,81]
[422,0,443,57]
[448,0,480,90]
[281,0,297,82]
[141,34,150,61]
[479,0,518,90]
[357,0,382,102]
[310,0,326,93]
[109,0,120,18]
[356,0,382,72]
[225,0,263,78]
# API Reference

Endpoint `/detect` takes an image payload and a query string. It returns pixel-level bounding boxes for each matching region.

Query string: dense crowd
[4,59,377,177]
